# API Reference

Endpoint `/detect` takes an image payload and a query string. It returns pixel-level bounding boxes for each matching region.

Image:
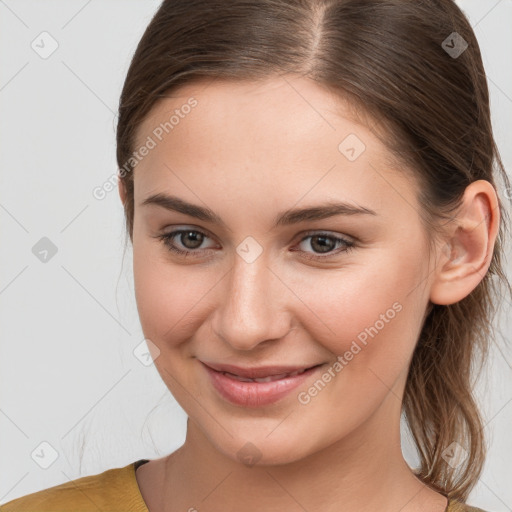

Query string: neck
[158,391,447,512]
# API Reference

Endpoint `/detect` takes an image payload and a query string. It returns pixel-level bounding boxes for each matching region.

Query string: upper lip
[200,361,323,379]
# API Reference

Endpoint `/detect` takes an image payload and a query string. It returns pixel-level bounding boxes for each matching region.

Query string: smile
[200,361,324,407]
[221,367,310,383]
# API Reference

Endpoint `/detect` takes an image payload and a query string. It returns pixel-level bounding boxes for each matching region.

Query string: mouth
[200,361,324,380]
[218,367,312,383]
[200,361,326,407]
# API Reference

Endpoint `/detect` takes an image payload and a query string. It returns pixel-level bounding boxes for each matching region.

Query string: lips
[200,361,322,380]
[222,368,310,383]
[201,361,325,407]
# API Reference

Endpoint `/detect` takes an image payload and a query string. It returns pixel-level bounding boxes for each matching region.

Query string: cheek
[285,248,429,436]
[287,245,429,371]
[133,241,249,367]
[132,235,208,346]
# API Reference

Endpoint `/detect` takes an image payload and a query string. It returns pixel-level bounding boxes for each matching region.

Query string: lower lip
[201,362,324,407]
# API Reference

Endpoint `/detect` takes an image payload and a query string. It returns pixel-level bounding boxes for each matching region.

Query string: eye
[154,228,356,261]
[292,231,355,260]
[155,229,217,258]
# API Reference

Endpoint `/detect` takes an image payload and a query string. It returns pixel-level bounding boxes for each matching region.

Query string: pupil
[311,235,334,253]
[181,231,203,249]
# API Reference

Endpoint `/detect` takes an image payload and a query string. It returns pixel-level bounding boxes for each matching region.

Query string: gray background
[0,1,511,510]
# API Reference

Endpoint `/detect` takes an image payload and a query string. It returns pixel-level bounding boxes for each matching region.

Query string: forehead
[132,76,419,221]
[135,76,365,147]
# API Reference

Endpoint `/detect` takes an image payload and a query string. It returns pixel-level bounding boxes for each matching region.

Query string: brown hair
[116,0,511,502]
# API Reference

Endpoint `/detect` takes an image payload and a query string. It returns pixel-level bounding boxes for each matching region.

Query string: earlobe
[429,180,500,306]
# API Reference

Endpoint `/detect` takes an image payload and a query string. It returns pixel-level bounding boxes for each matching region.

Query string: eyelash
[155,229,355,261]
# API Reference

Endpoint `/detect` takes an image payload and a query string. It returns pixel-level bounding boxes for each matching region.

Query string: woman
[2,0,510,511]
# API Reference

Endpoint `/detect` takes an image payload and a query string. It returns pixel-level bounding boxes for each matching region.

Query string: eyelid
[295,228,356,244]
[162,224,216,238]
[291,230,356,260]
[160,227,219,251]
[159,226,356,246]
[156,225,357,261]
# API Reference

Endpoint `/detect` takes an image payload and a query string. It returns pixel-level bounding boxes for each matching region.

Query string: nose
[211,254,293,352]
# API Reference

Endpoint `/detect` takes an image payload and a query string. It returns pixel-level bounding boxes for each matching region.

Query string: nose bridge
[213,253,291,351]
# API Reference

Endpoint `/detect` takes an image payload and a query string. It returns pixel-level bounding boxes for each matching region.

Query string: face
[127,75,436,466]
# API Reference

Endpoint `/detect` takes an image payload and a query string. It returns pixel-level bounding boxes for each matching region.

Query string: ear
[429,180,500,306]
[118,175,127,206]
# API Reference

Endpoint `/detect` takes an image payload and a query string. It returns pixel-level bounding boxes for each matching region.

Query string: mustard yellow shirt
[0,459,488,511]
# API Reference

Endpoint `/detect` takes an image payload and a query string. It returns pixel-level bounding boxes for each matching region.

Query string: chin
[209,427,317,468]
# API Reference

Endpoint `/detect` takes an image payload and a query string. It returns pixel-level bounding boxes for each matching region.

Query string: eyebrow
[140,193,377,228]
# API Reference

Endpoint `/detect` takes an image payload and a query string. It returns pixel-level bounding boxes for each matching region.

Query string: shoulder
[0,460,148,512]
[448,499,490,512]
